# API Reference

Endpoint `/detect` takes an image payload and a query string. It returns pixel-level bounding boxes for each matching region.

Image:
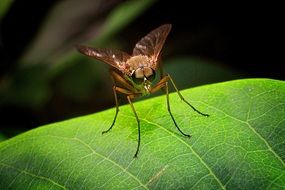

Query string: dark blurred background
[0,0,283,139]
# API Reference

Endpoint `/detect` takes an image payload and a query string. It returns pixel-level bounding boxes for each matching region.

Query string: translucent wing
[76,45,131,74]
[132,24,172,68]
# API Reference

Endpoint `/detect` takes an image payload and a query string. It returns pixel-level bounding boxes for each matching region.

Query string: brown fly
[76,24,209,157]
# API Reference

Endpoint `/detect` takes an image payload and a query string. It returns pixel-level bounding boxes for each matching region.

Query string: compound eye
[146,69,156,82]
[131,69,144,84]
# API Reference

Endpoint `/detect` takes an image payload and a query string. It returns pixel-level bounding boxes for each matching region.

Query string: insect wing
[132,24,172,69]
[76,45,131,74]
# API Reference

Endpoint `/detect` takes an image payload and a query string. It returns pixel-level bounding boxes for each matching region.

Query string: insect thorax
[127,55,152,72]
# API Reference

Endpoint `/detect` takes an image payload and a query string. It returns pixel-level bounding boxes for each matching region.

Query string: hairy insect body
[76,24,209,157]
[127,55,153,76]
[126,55,155,95]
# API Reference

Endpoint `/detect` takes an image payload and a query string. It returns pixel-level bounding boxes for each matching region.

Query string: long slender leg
[105,70,142,157]
[101,84,141,157]
[151,81,190,137]
[102,86,135,134]
[154,74,209,116]
[165,82,191,137]
[102,86,120,134]
[103,68,138,134]
[167,74,209,117]
[127,95,141,158]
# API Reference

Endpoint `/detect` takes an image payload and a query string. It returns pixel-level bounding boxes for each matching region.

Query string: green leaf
[0,79,284,189]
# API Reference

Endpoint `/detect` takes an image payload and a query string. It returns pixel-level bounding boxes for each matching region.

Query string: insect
[76,24,209,158]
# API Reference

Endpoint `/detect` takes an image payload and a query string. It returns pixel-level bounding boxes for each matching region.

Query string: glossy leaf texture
[0,79,284,189]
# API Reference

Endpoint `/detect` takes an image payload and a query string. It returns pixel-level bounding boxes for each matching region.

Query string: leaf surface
[0,79,284,189]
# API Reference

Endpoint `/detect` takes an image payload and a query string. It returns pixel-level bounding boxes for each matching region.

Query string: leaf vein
[72,137,149,190]
[200,102,285,168]
[138,117,226,190]
[0,162,67,189]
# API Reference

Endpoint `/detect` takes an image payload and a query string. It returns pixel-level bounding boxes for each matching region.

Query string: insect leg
[127,95,141,158]
[101,85,140,157]
[165,81,191,137]
[102,86,134,134]
[167,74,209,117]
[107,70,142,157]
[151,81,191,137]
[102,86,120,134]
[103,69,138,134]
